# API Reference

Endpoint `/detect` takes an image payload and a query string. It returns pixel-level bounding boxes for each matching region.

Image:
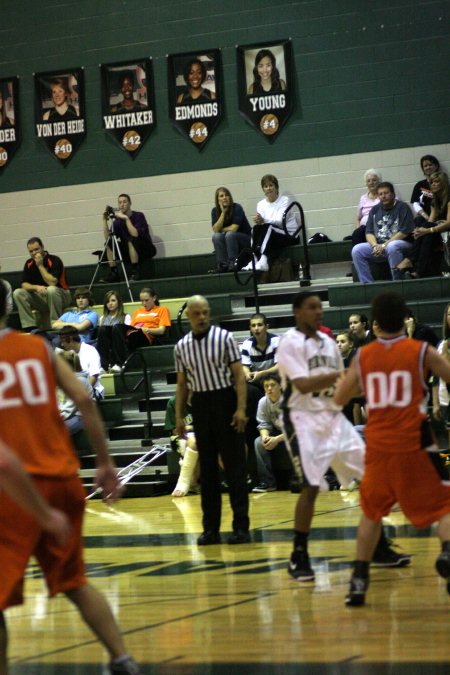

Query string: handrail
[280,201,311,285]
[233,248,260,314]
[119,349,152,444]
[177,301,188,337]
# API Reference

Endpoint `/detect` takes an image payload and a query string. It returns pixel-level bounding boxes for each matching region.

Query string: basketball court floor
[7,490,450,674]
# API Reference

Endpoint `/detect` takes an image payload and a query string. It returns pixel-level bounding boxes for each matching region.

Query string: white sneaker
[255,256,269,272]
[110,364,123,373]
[242,259,255,271]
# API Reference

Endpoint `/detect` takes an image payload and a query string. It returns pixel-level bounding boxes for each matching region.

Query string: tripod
[90,227,134,301]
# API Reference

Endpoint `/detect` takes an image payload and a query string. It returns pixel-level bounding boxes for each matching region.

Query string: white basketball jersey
[277,328,343,412]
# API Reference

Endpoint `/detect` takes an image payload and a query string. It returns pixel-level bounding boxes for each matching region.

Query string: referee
[174,295,250,545]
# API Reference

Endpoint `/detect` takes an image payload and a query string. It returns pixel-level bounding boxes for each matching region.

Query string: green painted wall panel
[0,0,448,193]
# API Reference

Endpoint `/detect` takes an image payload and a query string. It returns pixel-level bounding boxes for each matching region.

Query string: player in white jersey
[277,291,408,582]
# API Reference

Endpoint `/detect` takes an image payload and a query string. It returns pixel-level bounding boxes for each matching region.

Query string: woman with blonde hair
[210,187,251,272]
[96,290,131,372]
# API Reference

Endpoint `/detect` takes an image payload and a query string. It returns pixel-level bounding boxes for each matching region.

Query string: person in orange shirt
[110,287,171,368]
[335,291,450,607]
[0,283,143,674]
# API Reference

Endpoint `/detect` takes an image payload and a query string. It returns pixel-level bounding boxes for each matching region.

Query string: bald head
[186,295,210,334]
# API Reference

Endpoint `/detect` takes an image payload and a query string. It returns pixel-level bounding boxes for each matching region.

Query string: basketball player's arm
[425,346,450,383]
[54,356,121,501]
[333,360,361,406]
[0,439,70,545]
[175,371,189,438]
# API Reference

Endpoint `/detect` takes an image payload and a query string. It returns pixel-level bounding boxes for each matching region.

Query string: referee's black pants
[192,387,249,534]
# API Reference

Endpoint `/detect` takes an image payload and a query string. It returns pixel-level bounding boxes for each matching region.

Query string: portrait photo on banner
[237,39,293,142]
[34,68,86,166]
[101,58,155,157]
[0,76,20,171]
[168,49,222,150]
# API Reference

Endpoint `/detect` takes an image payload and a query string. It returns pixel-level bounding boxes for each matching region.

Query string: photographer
[101,193,156,282]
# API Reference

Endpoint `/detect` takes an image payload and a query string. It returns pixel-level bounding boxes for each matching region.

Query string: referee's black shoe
[228,530,251,544]
[197,531,221,546]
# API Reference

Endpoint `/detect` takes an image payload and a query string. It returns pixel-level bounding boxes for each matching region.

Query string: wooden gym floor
[7,490,450,674]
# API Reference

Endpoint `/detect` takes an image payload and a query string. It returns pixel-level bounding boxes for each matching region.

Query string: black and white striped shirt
[240,332,280,372]
[174,325,241,392]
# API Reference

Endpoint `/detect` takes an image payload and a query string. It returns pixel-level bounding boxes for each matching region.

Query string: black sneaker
[197,531,221,545]
[372,538,411,567]
[345,574,369,607]
[228,530,251,544]
[109,656,143,674]
[288,549,315,581]
[252,483,276,493]
[435,550,450,595]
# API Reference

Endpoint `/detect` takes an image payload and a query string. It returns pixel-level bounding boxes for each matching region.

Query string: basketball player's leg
[65,584,126,659]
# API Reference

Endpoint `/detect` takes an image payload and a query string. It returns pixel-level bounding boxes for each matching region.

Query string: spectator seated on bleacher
[51,287,98,343]
[351,169,381,245]
[100,193,156,283]
[13,236,72,331]
[109,287,171,369]
[351,182,414,283]
[0,265,12,316]
[240,313,280,485]
[404,308,439,347]
[410,154,440,226]
[348,312,372,347]
[398,171,450,279]
[58,326,104,400]
[56,350,94,436]
[336,330,365,426]
[210,187,251,273]
[96,290,131,372]
[252,374,292,493]
[243,174,299,272]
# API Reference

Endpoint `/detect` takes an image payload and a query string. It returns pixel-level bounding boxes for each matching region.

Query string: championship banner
[101,59,155,157]
[168,49,222,150]
[236,39,293,142]
[34,68,85,166]
[0,76,20,171]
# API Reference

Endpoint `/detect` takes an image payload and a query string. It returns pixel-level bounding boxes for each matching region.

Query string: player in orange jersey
[0,438,69,542]
[0,283,142,674]
[335,291,450,606]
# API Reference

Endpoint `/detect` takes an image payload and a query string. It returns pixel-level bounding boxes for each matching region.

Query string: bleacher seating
[3,240,448,496]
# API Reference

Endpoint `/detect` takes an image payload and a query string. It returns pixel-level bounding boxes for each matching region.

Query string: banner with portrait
[168,49,222,150]
[34,68,86,166]
[0,76,20,172]
[101,59,155,157]
[236,39,293,142]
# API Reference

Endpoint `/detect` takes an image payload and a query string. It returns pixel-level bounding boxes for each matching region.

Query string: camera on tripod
[105,205,116,219]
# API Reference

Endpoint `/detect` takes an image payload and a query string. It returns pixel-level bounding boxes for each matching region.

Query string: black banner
[237,40,293,142]
[101,59,155,157]
[34,68,86,166]
[168,49,222,150]
[0,77,20,171]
